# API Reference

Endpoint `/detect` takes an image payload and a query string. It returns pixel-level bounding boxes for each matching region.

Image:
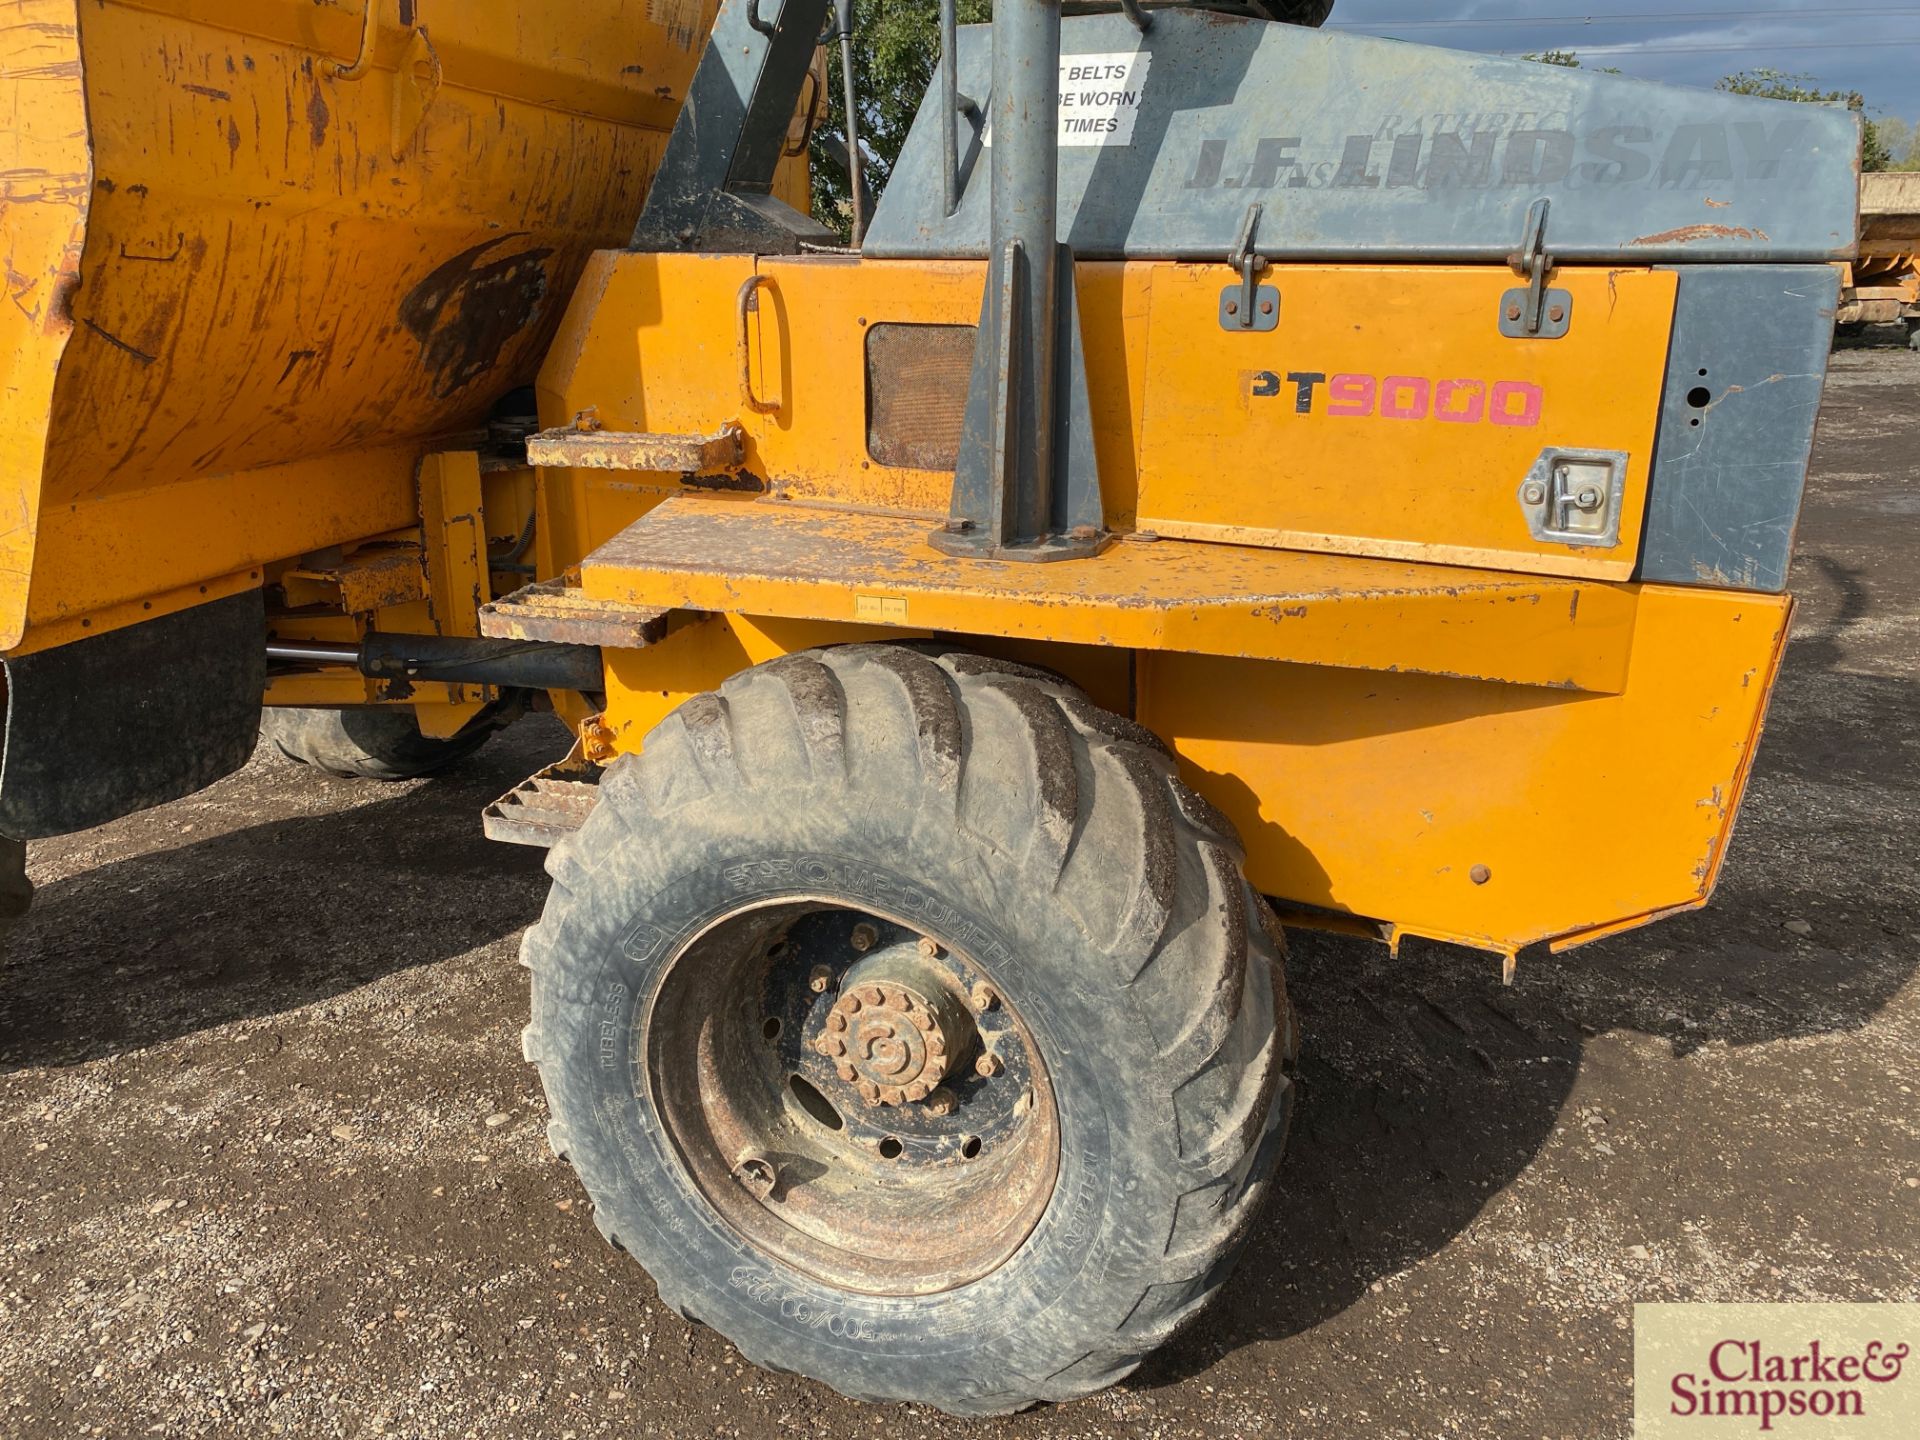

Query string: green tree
[1521,49,1621,73]
[1716,69,1891,170]
[812,0,990,240]
[1869,115,1920,172]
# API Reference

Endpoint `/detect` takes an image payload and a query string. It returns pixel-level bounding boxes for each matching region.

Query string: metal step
[479,577,670,650]
[483,753,603,849]
[526,422,743,473]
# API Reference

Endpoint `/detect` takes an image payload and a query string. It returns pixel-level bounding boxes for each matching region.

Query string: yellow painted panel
[1140,586,1792,954]
[600,615,1134,751]
[0,3,89,652]
[538,255,1157,529]
[18,446,419,631]
[1137,264,1678,579]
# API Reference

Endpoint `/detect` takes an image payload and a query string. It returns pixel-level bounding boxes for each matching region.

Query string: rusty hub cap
[820,953,973,1106]
[644,902,1059,1297]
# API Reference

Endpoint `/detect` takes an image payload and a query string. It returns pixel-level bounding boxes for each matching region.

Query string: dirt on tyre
[520,645,1296,1414]
[262,700,518,781]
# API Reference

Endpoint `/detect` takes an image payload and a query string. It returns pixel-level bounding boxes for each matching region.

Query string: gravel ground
[2,346,1916,1440]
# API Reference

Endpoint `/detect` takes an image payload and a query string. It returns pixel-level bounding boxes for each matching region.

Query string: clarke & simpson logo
[1636,1305,1919,1438]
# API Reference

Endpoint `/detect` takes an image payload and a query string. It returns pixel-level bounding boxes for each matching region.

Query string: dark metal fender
[1639,265,1841,593]
[0,591,267,841]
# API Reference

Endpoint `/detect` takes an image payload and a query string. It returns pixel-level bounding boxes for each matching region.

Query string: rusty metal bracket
[1502,198,1573,340]
[526,424,745,473]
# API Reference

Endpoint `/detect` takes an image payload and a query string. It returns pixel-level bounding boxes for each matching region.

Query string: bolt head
[826,1011,848,1033]
[1506,304,1523,322]
[861,985,885,1007]
[856,1079,882,1105]
[849,923,878,953]
[925,1088,958,1116]
[808,965,833,994]
[975,1052,1003,1079]
[970,983,999,1012]
[1260,300,1274,315]
[1225,299,1239,315]
[826,1035,847,1057]
[835,1062,857,1082]
[733,1153,778,1198]
[1549,305,1567,324]
[1470,864,1493,886]
[916,937,940,958]
[1522,482,1547,506]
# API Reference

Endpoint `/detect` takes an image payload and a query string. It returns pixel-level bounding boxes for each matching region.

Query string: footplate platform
[579,496,1640,694]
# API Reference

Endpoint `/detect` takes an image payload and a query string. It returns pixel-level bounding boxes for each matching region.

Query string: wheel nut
[835,1062,857,1082]
[917,937,940,958]
[826,1011,848,1033]
[975,1052,1003,1079]
[970,983,999,1012]
[808,965,833,994]
[850,923,878,953]
[925,1088,957,1116]
[733,1152,779,1199]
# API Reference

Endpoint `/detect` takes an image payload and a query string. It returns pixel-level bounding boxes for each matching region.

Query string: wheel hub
[820,949,975,1106]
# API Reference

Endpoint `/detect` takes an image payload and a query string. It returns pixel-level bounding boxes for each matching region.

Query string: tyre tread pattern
[520,643,1295,1415]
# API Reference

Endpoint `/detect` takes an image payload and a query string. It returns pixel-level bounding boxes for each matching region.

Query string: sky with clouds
[1325,2,1920,119]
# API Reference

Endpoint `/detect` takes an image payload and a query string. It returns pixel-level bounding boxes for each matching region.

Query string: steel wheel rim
[644,897,1061,1296]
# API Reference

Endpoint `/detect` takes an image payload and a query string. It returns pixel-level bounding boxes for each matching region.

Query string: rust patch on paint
[1630,224,1770,247]
[307,83,330,147]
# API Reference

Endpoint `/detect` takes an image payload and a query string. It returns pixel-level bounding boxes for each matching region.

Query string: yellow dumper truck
[0,0,1858,1413]
[1838,171,1920,343]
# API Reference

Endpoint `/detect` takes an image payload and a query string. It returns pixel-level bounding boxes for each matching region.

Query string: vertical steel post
[933,0,1106,562]
[992,0,1060,544]
[835,0,866,245]
[939,0,959,216]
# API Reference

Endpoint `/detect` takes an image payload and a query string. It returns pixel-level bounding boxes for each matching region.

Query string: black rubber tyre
[262,700,516,781]
[521,645,1296,1415]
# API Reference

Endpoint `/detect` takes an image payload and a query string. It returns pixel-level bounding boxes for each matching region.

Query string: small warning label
[1058,51,1150,147]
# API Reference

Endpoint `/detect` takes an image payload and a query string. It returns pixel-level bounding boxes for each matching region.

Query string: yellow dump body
[1840,172,1920,324]
[0,0,809,656]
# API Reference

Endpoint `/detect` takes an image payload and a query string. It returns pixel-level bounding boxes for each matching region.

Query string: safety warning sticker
[1058,51,1151,146]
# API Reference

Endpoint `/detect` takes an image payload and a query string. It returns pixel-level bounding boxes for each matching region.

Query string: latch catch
[1221,203,1280,332]
[1502,198,1573,340]
[1517,447,1629,548]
